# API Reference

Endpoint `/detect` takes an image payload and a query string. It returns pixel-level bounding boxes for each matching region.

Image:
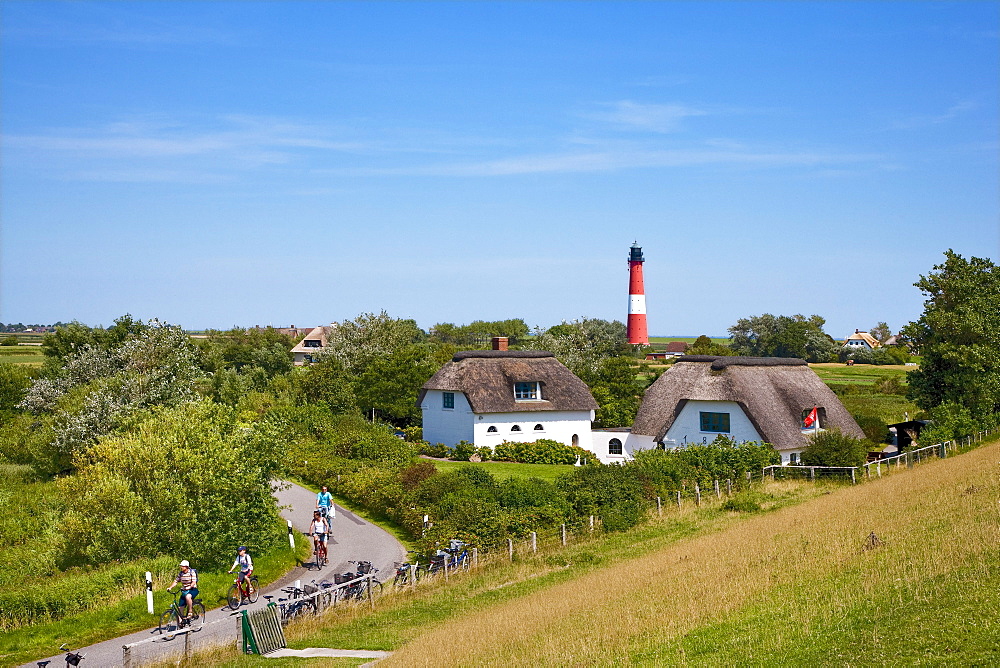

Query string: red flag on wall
[803,406,818,429]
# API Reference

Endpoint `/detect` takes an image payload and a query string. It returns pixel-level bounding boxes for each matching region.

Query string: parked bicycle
[446,539,472,571]
[226,572,260,610]
[36,644,84,667]
[393,551,423,587]
[341,560,383,600]
[263,585,317,622]
[158,589,206,638]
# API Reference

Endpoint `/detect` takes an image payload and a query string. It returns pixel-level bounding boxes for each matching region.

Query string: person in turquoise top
[316,485,335,520]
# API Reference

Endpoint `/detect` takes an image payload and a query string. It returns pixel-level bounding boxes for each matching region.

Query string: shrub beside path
[21,480,405,668]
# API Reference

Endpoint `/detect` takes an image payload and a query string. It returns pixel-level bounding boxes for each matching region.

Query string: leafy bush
[630,437,780,495]
[493,439,591,465]
[918,402,982,446]
[58,400,285,570]
[450,440,475,461]
[1,335,17,346]
[800,428,869,467]
[557,464,646,532]
[419,442,451,458]
[474,446,493,461]
[721,490,767,513]
[853,413,889,444]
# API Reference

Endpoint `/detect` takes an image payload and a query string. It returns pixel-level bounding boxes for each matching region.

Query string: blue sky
[2,2,997,337]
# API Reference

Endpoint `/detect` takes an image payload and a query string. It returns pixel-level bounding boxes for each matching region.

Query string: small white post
[726,479,732,496]
[561,524,567,546]
[145,571,154,614]
[508,538,514,561]
[695,483,701,507]
[443,554,450,581]
[531,531,537,553]
[589,515,594,532]
[656,496,662,516]
[676,490,681,507]
[714,479,720,499]
[410,563,417,590]
[287,520,295,550]
[472,547,479,567]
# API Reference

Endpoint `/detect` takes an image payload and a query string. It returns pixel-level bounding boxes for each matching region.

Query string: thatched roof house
[843,329,881,349]
[290,325,334,365]
[419,350,599,456]
[631,356,864,460]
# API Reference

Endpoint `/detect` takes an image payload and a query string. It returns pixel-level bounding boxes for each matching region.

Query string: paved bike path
[21,481,406,668]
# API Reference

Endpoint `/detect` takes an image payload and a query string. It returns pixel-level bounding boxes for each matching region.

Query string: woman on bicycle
[168,560,199,619]
[310,510,330,560]
[227,546,254,590]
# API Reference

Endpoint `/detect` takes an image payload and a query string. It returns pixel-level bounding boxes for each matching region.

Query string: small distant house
[290,325,334,365]
[618,356,866,465]
[646,342,688,361]
[843,330,881,350]
[418,342,600,458]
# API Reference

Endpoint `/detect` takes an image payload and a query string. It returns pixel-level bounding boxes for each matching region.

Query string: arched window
[487,426,497,433]
[534,424,544,431]
[511,425,521,432]
[608,438,623,455]
[572,434,579,447]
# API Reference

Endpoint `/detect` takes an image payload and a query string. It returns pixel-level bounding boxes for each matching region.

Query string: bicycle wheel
[191,602,206,630]
[370,580,384,597]
[158,608,179,638]
[226,584,241,610]
[247,577,260,603]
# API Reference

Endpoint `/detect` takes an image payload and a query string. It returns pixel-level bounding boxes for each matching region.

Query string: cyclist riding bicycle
[167,560,199,619]
[316,485,335,521]
[227,546,254,587]
[310,510,331,559]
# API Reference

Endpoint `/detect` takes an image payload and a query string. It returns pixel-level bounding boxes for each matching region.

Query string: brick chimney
[491,336,508,351]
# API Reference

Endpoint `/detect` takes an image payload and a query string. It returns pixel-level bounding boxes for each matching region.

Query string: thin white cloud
[338,146,882,177]
[891,100,979,129]
[586,100,707,133]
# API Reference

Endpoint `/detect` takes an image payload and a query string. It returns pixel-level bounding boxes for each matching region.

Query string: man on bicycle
[168,560,198,619]
[310,510,331,561]
[227,546,254,592]
[316,485,335,521]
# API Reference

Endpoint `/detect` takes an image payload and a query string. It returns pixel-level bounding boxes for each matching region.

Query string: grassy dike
[187,437,999,667]
[1,533,311,667]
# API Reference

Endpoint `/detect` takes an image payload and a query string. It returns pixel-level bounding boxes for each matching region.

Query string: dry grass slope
[381,441,1000,666]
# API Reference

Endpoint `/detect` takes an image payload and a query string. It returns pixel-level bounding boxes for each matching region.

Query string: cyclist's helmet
[238,546,248,552]
[180,560,190,567]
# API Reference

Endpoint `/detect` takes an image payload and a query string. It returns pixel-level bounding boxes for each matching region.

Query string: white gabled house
[620,356,866,465]
[418,348,602,458]
[843,329,881,350]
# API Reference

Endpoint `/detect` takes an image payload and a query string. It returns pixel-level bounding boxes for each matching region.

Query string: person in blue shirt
[316,485,335,521]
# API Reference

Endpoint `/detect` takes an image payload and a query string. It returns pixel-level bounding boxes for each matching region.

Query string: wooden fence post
[695,483,701,506]
[850,468,856,485]
[589,515,594,532]
[726,479,732,496]
[656,496,662,516]
[714,479,720,499]
[410,563,417,590]
[443,554,449,581]
[676,490,682,507]
[472,547,478,567]
[184,629,192,661]
[508,538,514,561]
[531,532,537,554]
[561,524,567,546]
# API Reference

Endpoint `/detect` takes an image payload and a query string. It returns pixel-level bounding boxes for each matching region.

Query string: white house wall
[474,410,594,452]
[664,400,763,446]
[420,390,475,446]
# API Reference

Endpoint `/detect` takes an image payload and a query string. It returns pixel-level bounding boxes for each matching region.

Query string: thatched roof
[418,351,598,414]
[290,325,333,354]
[632,356,865,450]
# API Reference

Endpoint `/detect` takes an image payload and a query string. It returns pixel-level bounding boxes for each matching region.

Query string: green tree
[0,363,33,413]
[686,335,733,356]
[902,250,1000,423]
[870,322,892,344]
[583,356,642,428]
[800,428,869,467]
[527,318,629,376]
[729,314,838,362]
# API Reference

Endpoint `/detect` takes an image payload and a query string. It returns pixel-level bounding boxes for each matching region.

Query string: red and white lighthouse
[627,242,648,345]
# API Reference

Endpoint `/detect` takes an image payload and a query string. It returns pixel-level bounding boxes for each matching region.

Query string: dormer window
[514,381,541,401]
[303,339,322,348]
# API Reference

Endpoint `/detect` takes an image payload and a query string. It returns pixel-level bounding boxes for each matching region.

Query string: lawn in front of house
[425,458,575,483]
